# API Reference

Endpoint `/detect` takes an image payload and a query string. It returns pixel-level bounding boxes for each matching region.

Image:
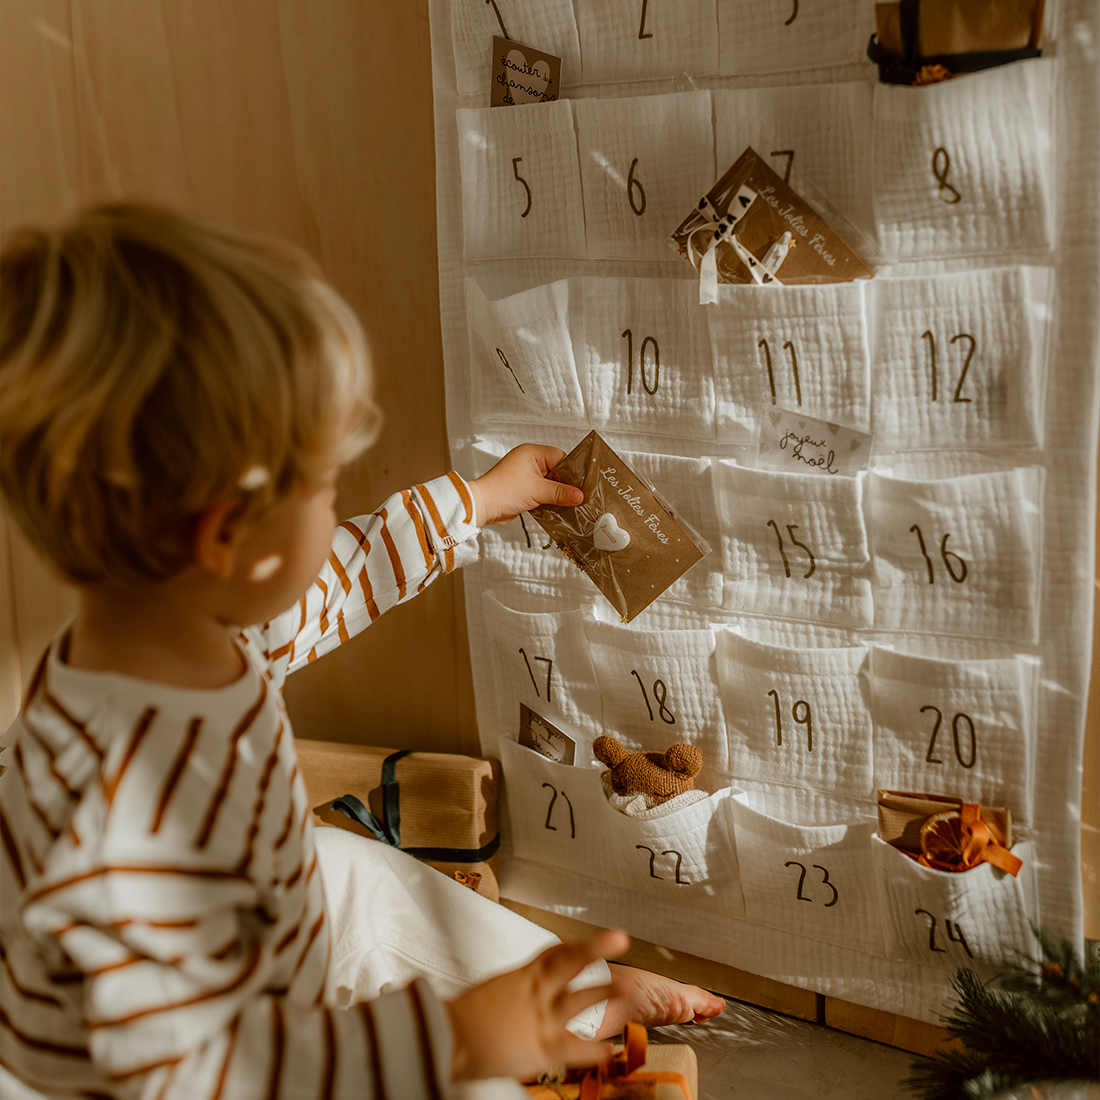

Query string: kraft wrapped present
[296,738,502,902]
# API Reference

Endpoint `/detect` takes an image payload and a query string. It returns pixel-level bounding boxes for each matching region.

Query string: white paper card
[866,469,1042,644]
[458,101,586,260]
[755,402,873,477]
[713,462,873,628]
[708,282,871,442]
[575,92,715,262]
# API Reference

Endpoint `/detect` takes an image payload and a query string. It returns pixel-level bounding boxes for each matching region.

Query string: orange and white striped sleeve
[254,473,480,681]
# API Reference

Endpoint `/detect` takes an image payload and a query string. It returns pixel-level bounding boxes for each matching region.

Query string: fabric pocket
[872,60,1055,262]
[871,647,1037,823]
[574,92,715,262]
[707,282,870,442]
[575,0,718,83]
[466,279,587,427]
[871,267,1051,452]
[457,101,586,261]
[713,462,873,628]
[581,278,717,442]
[482,592,602,745]
[872,834,1038,968]
[499,738,611,881]
[865,468,1042,644]
[717,631,873,800]
[731,793,884,954]
[584,618,729,791]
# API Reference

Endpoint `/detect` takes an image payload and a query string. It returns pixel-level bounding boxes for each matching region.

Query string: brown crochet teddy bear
[592,734,703,805]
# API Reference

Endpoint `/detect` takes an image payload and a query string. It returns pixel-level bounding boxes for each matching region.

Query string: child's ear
[194,497,246,580]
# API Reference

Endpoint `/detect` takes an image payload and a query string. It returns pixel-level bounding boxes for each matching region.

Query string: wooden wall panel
[0,0,478,754]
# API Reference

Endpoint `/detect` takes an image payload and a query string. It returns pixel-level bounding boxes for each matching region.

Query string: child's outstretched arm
[252,445,581,682]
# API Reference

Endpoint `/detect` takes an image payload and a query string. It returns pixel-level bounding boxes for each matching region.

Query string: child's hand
[467,444,583,526]
[446,929,631,1082]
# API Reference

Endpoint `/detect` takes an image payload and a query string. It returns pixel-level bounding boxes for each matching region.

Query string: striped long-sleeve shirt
[0,474,481,1100]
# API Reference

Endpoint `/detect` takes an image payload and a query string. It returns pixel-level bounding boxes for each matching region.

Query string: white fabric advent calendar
[428,0,1099,1023]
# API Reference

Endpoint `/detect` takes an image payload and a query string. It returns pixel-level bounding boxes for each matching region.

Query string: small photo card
[530,431,710,622]
[755,401,873,477]
[490,36,562,107]
[518,704,576,765]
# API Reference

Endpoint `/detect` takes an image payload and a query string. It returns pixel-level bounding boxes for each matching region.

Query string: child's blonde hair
[0,203,381,586]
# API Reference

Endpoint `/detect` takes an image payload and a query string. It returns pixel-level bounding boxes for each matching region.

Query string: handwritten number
[815,865,838,907]
[631,669,653,721]
[784,0,799,26]
[758,338,801,405]
[512,157,532,219]
[917,909,973,957]
[767,520,814,580]
[786,860,811,902]
[518,514,551,550]
[782,341,802,406]
[770,149,795,183]
[496,347,524,393]
[922,704,944,764]
[940,534,967,583]
[922,331,977,402]
[520,648,539,694]
[485,0,510,39]
[769,690,813,751]
[767,519,790,577]
[921,330,937,402]
[932,147,961,205]
[542,783,558,831]
[910,524,935,584]
[622,329,660,396]
[535,657,553,701]
[637,844,661,878]
[768,688,783,746]
[917,908,946,952]
[638,0,653,39]
[785,862,836,904]
[519,649,553,701]
[947,919,974,957]
[760,338,777,403]
[952,713,977,769]
[627,158,647,216]
[663,849,689,884]
[631,670,676,724]
[949,334,975,403]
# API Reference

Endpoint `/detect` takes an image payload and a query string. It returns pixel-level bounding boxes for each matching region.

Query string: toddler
[0,205,721,1100]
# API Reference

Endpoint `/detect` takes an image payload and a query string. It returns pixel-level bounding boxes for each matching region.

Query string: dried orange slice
[919,810,966,871]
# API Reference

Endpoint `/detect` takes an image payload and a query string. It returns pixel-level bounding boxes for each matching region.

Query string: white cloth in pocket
[466,279,587,426]
[574,0,718,84]
[499,738,611,881]
[866,469,1042,644]
[731,793,884,954]
[584,618,729,790]
[872,834,1038,968]
[713,462,873,628]
[483,592,602,746]
[872,60,1055,262]
[597,788,743,916]
[707,282,870,441]
[871,647,1037,821]
[872,267,1051,452]
[712,83,874,239]
[717,632,873,799]
[574,92,715,262]
[620,449,722,608]
[717,0,867,75]
[450,0,582,98]
[581,278,717,442]
[458,102,586,261]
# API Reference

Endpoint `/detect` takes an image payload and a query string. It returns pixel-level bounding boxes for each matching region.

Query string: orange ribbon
[918,803,1022,877]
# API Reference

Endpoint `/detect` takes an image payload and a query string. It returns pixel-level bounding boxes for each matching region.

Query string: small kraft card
[529,432,710,622]
[490,36,561,107]
[668,146,875,298]
[755,402,873,477]
[518,704,576,765]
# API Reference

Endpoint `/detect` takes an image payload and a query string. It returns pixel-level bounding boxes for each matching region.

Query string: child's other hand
[467,444,583,526]
[446,929,630,1082]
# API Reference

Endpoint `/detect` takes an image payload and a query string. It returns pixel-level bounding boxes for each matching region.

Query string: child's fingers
[557,979,630,1024]
[526,444,566,474]
[540,931,631,988]
[530,479,583,508]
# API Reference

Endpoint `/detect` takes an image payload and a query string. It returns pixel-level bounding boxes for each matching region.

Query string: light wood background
[0,0,1095,936]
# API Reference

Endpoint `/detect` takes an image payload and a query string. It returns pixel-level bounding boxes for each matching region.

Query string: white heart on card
[593,513,631,552]
[505,51,550,104]
[768,409,783,427]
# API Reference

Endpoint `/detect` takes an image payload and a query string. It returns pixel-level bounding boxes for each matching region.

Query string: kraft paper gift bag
[731,792,885,954]
[575,0,717,83]
[871,834,1038,968]
[872,59,1055,262]
[466,279,587,426]
[583,617,730,791]
[866,468,1042,644]
[483,591,603,745]
[871,266,1051,452]
[457,101,586,260]
[707,282,871,442]
[574,92,716,262]
[871,646,1037,821]
[713,461,874,628]
[298,740,504,902]
[499,738,612,882]
[581,278,717,443]
[713,83,874,239]
[716,631,874,800]
[450,0,581,97]
[717,0,867,75]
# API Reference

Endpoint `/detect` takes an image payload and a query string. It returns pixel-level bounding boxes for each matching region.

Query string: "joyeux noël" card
[529,432,709,622]
[755,402,873,477]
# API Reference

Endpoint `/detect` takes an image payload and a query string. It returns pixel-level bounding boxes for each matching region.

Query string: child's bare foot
[596,963,725,1038]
